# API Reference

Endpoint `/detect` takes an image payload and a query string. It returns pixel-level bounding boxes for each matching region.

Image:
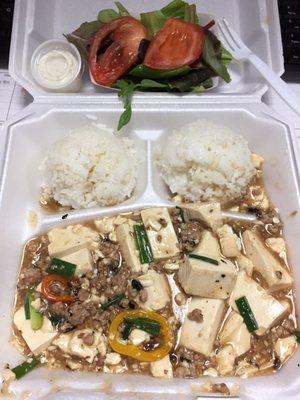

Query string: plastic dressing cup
[31,39,84,92]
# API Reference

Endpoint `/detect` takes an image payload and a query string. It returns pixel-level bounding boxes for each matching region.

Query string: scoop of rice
[156,120,256,202]
[41,124,138,209]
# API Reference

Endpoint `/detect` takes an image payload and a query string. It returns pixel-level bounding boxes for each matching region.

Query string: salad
[65,0,232,129]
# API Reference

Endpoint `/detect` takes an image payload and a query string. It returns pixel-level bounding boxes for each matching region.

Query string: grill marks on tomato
[144,18,204,70]
[89,17,148,85]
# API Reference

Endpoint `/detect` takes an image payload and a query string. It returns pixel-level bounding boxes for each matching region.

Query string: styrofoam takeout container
[9,0,283,100]
[1,101,300,400]
[2,0,299,399]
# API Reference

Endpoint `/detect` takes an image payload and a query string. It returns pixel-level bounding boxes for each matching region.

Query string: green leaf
[64,20,102,58]
[294,330,300,343]
[139,79,170,89]
[184,3,198,23]
[140,10,167,36]
[220,46,233,67]
[115,2,130,16]
[161,0,186,19]
[202,30,231,83]
[118,106,132,131]
[97,9,120,23]
[169,67,215,92]
[115,79,137,130]
[129,64,191,80]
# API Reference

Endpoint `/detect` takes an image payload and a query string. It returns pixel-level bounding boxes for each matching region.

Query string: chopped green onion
[189,254,219,265]
[294,330,300,343]
[122,321,134,340]
[133,225,153,264]
[175,206,185,223]
[124,317,161,338]
[11,357,39,380]
[100,293,126,310]
[235,296,258,333]
[30,305,43,331]
[24,291,31,320]
[122,318,161,340]
[46,258,76,278]
[24,289,43,330]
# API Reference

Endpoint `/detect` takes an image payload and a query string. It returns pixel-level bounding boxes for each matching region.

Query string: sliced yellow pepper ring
[108,309,173,362]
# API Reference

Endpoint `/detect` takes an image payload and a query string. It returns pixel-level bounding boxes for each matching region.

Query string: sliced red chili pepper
[41,274,74,303]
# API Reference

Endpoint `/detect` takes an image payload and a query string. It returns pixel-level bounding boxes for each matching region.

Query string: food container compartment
[0,102,299,399]
[9,0,283,98]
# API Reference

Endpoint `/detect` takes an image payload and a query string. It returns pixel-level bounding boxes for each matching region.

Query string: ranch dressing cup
[31,39,83,92]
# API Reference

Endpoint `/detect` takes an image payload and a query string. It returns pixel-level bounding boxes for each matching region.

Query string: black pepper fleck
[221,274,226,278]
[62,214,68,220]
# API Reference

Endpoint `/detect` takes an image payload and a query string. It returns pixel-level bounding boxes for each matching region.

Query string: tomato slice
[89,17,148,86]
[144,18,204,70]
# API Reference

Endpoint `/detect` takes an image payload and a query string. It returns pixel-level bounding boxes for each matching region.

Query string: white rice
[155,120,256,202]
[40,123,139,209]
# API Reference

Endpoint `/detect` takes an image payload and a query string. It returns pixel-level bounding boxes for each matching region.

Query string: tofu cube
[48,225,98,258]
[136,270,170,310]
[216,345,236,375]
[219,311,250,356]
[274,336,297,363]
[141,208,180,260]
[61,248,93,277]
[217,225,241,258]
[13,308,58,355]
[150,355,173,379]
[178,231,237,299]
[180,298,225,356]
[116,221,147,274]
[179,256,237,299]
[229,271,289,336]
[242,230,293,291]
[193,231,220,259]
[236,255,254,276]
[182,202,222,231]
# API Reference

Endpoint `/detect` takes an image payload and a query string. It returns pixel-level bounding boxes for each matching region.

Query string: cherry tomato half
[144,18,204,70]
[88,16,148,86]
[41,274,74,303]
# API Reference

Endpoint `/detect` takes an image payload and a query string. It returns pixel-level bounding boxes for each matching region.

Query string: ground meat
[68,302,89,326]
[177,221,203,252]
[174,365,192,378]
[48,302,69,319]
[82,333,95,346]
[175,347,207,377]
[78,289,89,302]
[139,289,148,303]
[211,384,230,396]
[59,321,74,333]
[22,268,42,287]
[187,309,203,323]
[93,308,120,331]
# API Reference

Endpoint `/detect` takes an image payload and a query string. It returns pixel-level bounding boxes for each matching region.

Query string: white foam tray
[9,0,283,100]
[0,101,300,399]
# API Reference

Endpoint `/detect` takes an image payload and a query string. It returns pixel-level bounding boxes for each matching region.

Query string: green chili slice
[189,254,219,265]
[100,293,126,310]
[133,224,153,264]
[11,357,39,380]
[235,296,258,333]
[46,258,76,278]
